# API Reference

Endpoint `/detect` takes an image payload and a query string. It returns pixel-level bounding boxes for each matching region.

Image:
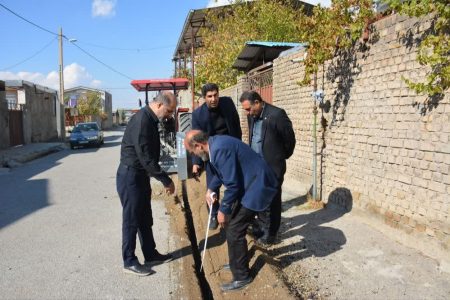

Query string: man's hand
[217,211,228,228]
[192,164,202,181]
[205,189,217,208]
[165,181,175,195]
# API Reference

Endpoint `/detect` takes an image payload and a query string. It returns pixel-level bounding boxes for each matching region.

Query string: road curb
[0,143,66,168]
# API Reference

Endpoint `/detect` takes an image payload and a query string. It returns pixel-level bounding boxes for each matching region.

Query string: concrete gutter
[0,143,66,168]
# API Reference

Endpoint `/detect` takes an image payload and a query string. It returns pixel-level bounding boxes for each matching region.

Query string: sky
[0,0,329,110]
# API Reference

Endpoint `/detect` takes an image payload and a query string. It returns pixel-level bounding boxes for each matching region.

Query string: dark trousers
[116,164,156,267]
[258,184,282,237]
[227,204,256,280]
[205,162,220,216]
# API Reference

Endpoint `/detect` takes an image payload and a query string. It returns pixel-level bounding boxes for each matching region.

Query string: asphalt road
[0,130,178,299]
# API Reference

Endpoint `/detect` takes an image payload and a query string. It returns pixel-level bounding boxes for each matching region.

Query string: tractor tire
[178,113,192,133]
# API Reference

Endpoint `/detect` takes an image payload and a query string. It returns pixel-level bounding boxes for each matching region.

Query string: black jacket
[191,96,242,166]
[120,106,172,186]
[248,103,295,182]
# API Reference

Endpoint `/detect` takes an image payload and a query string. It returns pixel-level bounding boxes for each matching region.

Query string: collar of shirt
[254,103,266,121]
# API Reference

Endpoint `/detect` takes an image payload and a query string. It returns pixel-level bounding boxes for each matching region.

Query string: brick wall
[221,76,251,143]
[273,13,450,250]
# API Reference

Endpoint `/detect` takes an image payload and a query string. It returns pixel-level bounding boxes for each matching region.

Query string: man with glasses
[116,91,176,276]
[239,91,296,246]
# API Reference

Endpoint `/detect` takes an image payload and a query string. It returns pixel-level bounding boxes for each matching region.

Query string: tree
[119,109,126,124]
[297,0,374,86]
[385,0,449,96]
[76,91,102,120]
[196,0,305,89]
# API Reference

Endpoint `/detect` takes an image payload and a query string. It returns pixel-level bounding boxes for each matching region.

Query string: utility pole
[58,27,65,139]
[312,72,318,201]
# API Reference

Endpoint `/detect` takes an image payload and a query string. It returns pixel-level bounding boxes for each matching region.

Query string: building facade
[4,80,63,146]
[64,86,113,129]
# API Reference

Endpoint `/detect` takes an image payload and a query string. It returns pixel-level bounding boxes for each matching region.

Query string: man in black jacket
[239,90,296,245]
[191,83,242,229]
[117,92,176,276]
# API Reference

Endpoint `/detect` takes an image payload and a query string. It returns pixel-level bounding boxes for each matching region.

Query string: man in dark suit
[191,83,242,229]
[184,130,278,291]
[117,92,176,276]
[239,91,296,245]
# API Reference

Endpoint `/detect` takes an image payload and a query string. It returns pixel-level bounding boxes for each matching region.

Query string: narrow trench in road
[180,180,214,300]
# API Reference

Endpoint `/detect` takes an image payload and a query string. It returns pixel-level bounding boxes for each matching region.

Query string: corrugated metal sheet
[232,41,306,72]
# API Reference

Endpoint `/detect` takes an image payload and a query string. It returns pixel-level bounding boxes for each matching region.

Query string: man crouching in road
[116,92,176,276]
[184,130,278,291]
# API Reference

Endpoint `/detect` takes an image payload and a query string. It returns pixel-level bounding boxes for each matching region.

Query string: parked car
[69,122,104,149]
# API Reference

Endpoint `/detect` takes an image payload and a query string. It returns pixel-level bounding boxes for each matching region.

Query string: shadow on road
[0,131,124,229]
[0,150,72,229]
[266,188,353,268]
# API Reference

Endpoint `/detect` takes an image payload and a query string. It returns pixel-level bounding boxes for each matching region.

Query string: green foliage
[297,0,374,86]
[77,91,102,117]
[196,0,304,89]
[118,109,126,123]
[385,0,449,95]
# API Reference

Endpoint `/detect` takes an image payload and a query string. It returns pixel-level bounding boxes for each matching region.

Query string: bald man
[184,130,278,291]
[117,92,176,276]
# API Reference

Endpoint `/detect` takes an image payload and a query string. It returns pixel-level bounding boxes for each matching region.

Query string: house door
[248,67,273,104]
[9,109,24,146]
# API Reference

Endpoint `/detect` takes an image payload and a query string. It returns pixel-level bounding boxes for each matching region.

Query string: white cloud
[91,79,102,88]
[0,63,102,90]
[92,0,116,18]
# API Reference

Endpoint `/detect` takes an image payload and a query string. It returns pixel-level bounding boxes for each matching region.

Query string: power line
[0,3,137,81]
[0,36,57,71]
[77,41,175,52]
[0,3,174,53]
[0,3,59,37]
[69,42,133,80]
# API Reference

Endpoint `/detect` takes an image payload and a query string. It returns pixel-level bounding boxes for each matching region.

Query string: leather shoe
[145,250,173,266]
[248,227,264,239]
[123,264,154,276]
[209,216,218,230]
[256,235,276,247]
[221,277,253,291]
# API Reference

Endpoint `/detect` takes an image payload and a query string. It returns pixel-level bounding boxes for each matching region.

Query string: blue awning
[232,41,306,72]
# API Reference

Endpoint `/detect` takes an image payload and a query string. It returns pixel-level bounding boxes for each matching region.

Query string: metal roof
[5,80,57,94]
[232,41,306,72]
[172,5,230,59]
[130,78,190,92]
[173,2,314,60]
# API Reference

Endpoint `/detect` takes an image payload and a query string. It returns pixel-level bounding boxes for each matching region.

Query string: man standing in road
[239,91,296,245]
[116,92,176,276]
[184,130,278,291]
[191,83,242,229]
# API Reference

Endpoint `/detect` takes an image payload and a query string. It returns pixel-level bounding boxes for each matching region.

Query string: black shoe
[145,251,173,266]
[221,277,253,291]
[123,264,154,276]
[256,235,276,247]
[209,216,218,230]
